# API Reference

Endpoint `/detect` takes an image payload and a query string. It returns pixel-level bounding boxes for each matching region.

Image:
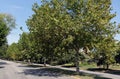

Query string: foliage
[0,44,8,58]
[0,13,15,46]
[0,13,15,58]
[6,43,20,60]
[18,32,42,62]
[26,0,118,72]
[94,37,118,69]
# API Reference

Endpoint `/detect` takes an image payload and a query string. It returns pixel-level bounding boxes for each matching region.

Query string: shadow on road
[105,69,120,75]
[24,67,76,77]
[0,66,4,68]
[21,66,111,79]
[87,68,120,75]
[0,61,8,69]
[0,61,7,65]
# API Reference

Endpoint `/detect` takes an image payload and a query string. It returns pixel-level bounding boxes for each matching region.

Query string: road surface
[0,59,120,79]
[0,59,73,79]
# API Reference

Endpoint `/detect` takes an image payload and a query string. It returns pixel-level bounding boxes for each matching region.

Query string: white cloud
[11,5,23,9]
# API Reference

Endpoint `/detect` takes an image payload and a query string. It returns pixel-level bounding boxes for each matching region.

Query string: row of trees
[1,0,120,73]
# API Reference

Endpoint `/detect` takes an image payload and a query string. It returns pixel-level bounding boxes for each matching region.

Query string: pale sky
[0,0,120,45]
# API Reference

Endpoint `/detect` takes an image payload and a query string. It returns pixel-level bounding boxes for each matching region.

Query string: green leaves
[0,13,15,47]
[6,43,20,60]
[25,0,118,69]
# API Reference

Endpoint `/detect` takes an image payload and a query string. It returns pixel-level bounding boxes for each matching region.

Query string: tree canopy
[26,0,118,73]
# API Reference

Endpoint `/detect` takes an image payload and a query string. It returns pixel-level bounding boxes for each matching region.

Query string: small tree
[95,37,118,69]
[6,43,20,60]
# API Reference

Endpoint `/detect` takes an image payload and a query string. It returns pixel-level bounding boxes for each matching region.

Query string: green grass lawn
[110,64,120,70]
[62,62,97,70]
[62,62,120,76]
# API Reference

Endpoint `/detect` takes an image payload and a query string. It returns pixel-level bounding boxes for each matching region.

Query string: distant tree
[94,37,118,69]
[17,32,32,61]
[6,43,20,60]
[0,44,8,58]
[115,42,120,64]
[0,13,15,58]
[17,32,42,62]
[0,13,15,46]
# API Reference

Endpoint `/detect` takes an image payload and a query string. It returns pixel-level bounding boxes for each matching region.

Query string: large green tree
[27,0,118,73]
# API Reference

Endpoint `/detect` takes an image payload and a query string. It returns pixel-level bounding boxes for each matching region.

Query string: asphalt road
[0,59,73,79]
[0,59,120,79]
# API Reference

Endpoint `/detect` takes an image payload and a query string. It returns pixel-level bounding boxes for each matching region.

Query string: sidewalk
[53,66,120,79]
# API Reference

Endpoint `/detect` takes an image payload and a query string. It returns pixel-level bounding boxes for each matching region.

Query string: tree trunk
[43,57,46,67]
[106,64,109,70]
[103,65,106,69]
[75,50,80,74]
